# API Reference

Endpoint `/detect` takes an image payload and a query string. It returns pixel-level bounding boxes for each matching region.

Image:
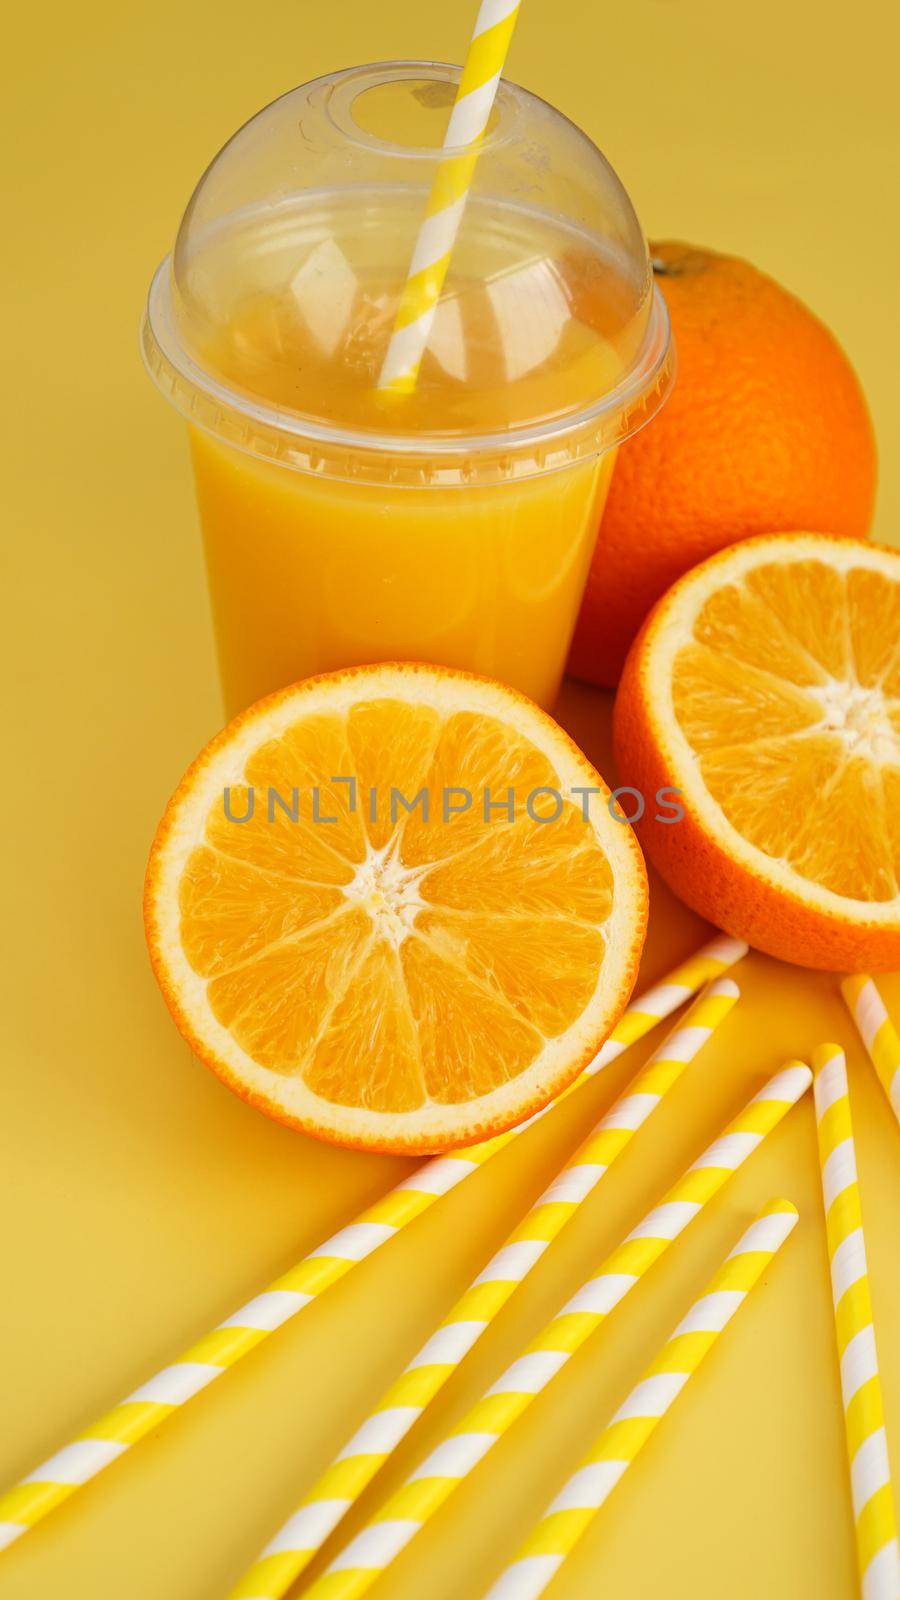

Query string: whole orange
[569,242,877,686]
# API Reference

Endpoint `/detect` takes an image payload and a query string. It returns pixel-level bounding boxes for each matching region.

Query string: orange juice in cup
[144,64,672,716]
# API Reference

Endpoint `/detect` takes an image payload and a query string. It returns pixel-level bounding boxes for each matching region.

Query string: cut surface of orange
[146,665,648,1152]
[614,534,900,970]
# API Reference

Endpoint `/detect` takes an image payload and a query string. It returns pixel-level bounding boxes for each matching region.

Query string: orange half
[145,664,648,1152]
[614,533,900,969]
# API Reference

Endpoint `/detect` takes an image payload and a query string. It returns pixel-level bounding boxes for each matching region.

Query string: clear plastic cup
[143,62,673,716]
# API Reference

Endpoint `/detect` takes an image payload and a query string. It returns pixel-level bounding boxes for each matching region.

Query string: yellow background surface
[2,2,900,1598]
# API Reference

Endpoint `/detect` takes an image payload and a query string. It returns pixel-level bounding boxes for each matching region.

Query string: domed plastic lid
[143,62,672,484]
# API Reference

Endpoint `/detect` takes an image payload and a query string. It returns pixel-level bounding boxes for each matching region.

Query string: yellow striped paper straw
[813,1042,900,1599]
[230,978,739,1600]
[300,1062,811,1600]
[485,1198,799,1600]
[841,976,900,1128]
[0,935,745,1553]
[378,0,522,392]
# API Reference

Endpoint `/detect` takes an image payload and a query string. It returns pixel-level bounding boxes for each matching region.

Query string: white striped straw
[841,975,900,1128]
[298,1062,811,1600]
[0,935,746,1552]
[813,1043,900,1599]
[229,979,739,1599]
[485,1199,799,1600]
[378,0,522,392]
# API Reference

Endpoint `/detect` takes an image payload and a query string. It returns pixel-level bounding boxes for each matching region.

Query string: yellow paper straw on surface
[813,1043,900,1600]
[230,978,739,1600]
[378,0,521,392]
[0,935,745,1553]
[485,1198,799,1600]
[300,1062,811,1600]
[841,976,900,1128]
